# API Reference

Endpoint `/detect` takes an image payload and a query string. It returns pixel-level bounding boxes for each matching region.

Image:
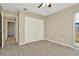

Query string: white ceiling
[0,3,77,16]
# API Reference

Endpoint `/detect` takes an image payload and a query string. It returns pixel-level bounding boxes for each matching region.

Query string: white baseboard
[47,39,75,49]
[74,42,79,47]
[19,38,79,50]
[19,41,27,45]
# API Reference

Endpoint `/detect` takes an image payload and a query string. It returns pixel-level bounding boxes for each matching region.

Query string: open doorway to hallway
[6,22,16,45]
[3,14,18,47]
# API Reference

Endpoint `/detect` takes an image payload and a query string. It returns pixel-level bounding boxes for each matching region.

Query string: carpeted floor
[0,40,79,56]
[6,36,16,45]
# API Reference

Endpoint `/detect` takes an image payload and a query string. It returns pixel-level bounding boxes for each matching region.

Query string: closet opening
[4,15,18,47]
[6,22,16,45]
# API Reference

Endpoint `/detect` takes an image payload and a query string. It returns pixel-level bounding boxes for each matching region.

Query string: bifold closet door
[25,16,44,43]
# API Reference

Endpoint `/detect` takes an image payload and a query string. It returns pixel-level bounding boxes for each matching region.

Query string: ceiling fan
[38,3,52,8]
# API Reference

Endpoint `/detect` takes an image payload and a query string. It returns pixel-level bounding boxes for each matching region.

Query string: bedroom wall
[46,4,79,47]
[18,10,25,45]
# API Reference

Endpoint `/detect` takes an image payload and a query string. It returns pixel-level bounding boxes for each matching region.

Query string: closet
[6,16,16,45]
[25,16,44,43]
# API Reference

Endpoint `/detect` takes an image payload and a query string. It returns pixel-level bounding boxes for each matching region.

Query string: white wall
[25,16,44,43]
[19,10,25,45]
[46,4,79,47]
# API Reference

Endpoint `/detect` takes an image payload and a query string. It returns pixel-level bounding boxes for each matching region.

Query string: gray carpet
[0,40,79,56]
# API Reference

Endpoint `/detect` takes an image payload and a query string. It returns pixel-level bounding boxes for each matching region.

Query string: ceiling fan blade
[38,3,43,8]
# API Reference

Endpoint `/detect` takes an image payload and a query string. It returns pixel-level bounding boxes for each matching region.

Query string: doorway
[6,22,16,45]
[3,15,18,47]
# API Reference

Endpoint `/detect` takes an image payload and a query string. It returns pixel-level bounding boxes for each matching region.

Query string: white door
[25,16,44,43]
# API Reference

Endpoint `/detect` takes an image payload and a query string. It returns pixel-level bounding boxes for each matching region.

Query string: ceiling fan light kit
[38,3,52,8]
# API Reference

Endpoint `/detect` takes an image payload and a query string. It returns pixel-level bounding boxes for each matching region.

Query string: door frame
[1,11,4,48]
[6,15,19,44]
[2,12,19,48]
